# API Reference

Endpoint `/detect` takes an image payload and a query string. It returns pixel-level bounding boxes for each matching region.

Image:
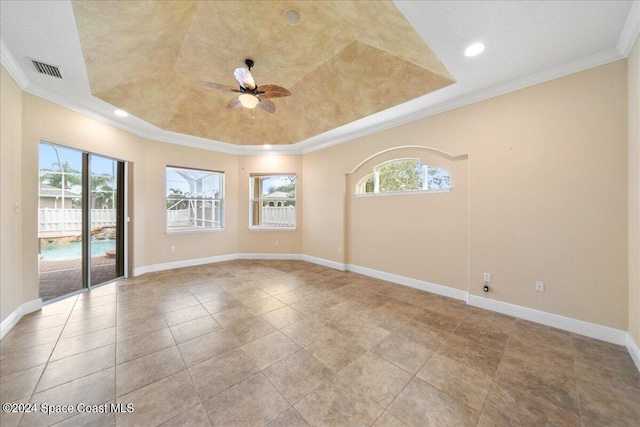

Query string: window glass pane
[38,143,84,301]
[166,167,223,230]
[89,154,119,286]
[364,175,375,193]
[426,166,451,190]
[356,159,451,194]
[250,175,296,227]
[377,159,423,192]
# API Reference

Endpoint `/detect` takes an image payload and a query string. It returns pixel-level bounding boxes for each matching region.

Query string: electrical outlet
[484,272,491,282]
[535,281,544,292]
[275,240,279,246]
[170,246,175,253]
[337,246,342,254]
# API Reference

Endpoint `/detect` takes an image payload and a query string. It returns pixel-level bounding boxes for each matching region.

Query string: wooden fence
[39,208,116,233]
[40,206,295,232]
[261,206,295,226]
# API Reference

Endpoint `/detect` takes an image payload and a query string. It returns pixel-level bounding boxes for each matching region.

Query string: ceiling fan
[201,59,291,113]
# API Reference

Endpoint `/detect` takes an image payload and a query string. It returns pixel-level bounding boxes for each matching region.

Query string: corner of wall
[628,34,640,357]
[0,65,25,325]
[0,298,42,340]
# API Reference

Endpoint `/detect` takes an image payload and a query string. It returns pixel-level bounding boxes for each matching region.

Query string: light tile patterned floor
[1,260,639,426]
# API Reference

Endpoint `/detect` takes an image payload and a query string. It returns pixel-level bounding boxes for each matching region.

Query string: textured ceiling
[71,1,455,146]
[1,1,636,153]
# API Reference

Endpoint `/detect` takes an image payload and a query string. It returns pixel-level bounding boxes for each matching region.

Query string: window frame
[165,165,224,234]
[355,158,451,196]
[249,174,297,230]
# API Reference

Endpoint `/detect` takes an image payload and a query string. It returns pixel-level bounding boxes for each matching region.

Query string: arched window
[356,158,450,194]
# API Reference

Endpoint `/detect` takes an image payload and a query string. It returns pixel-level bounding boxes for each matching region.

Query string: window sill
[248,226,297,231]
[355,189,451,198]
[166,227,225,235]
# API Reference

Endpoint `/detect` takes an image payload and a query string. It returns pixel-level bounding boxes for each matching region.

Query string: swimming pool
[40,239,116,260]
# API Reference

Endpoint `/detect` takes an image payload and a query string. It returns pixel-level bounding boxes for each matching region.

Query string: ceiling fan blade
[256,85,291,98]
[258,98,276,113]
[226,97,242,109]
[201,81,242,93]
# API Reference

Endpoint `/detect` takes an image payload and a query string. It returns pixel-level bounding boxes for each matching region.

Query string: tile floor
[1,260,639,426]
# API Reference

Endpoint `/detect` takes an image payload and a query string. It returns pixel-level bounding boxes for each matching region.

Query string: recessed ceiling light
[465,43,485,57]
[283,8,301,25]
[264,144,272,150]
[114,109,128,117]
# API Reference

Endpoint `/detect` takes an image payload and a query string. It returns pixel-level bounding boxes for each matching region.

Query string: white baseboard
[3,255,636,373]
[343,262,632,354]
[346,263,468,301]
[467,294,628,346]
[236,253,302,261]
[131,253,638,371]
[134,253,304,276]
[301,254,347,271]
[134,253,239,276]
[627,333,640,371]
[0,298,43,340]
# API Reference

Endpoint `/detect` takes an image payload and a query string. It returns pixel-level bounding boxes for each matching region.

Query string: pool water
[41,240,116,260]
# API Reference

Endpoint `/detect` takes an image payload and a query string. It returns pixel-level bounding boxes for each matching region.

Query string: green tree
[39,161,81,189]
[378,159,423,192]
[426,167,451,189]
[92,184,114,209]
[364,175,375,193]
[167,188,189,210]
[91,174,114,209]
[267,176,296,197]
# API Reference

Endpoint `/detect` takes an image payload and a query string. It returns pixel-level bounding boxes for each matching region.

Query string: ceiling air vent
[31,60,63,79]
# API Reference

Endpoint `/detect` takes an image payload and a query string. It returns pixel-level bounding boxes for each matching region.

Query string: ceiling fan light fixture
[239,94,259,109]
[465,42,485,57]
[234,67,256,90]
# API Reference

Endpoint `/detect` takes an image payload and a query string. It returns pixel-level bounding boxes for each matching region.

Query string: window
[356,158,451,194]
[250,175,296,228]
[166,166,223,232]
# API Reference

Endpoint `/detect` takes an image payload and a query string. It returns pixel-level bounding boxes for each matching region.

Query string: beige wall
[20,93,149,302]
[469,62,628,329]
[302,149,347,264]
[303,60,628,330]
[346,148,468,290]
[1,73,308,326]
[2,87,304,325]
[629,36,640,347]
[0,55,633,338]
[1,67,23,321]
[142,142,239,267]
[237,154,303,255]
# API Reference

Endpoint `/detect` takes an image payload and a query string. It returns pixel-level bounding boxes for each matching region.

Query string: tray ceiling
[1,1,636,153]
[72,1,455,146]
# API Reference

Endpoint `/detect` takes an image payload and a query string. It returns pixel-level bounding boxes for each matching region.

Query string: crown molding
[300,47,626,155]
[1,23,634,157]
[617,1,640,56]
[0,39,29,89]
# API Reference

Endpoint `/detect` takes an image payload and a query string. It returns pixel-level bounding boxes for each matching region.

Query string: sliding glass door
[38,143,125,302]
[38,144,85,301]
[89,154,124,286]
